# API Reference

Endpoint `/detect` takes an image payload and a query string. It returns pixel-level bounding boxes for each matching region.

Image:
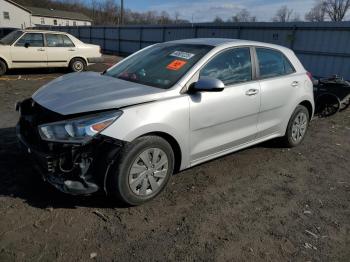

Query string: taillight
[306,72,313,81]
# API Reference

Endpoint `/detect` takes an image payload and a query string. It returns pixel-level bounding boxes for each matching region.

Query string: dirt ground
[0,56,349,262]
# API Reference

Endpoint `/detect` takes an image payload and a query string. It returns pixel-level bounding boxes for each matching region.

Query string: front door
[10,33,47,68]
[189,47,260,163]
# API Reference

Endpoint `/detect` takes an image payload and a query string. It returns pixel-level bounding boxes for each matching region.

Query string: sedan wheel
[70,58,86,72]
[0,60,7,76]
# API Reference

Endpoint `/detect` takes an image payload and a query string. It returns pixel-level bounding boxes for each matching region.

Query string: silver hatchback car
[17,38,314,205]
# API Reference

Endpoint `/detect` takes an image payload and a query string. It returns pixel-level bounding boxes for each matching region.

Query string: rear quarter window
[256,48,295,79]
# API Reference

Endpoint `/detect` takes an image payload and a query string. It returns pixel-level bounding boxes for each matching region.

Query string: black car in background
[0,28,18,39]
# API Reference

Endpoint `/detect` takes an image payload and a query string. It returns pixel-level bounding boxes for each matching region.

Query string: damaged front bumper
[16,99,123,196]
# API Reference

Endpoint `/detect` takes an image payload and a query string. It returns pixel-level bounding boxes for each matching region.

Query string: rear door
[10,33,47,68]
[45,34,75,67]
[255,47,303,138]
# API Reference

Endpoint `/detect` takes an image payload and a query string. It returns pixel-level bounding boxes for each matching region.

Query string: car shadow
[0,127,128,209]
[5,67,69,76]
[3,64,111,77]
[1,125,286,210]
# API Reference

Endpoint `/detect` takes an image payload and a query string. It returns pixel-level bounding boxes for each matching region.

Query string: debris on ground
[92,210,109,222]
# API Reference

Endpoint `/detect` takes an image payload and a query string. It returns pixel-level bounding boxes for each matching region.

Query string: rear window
[256,48,295,79]
[0,30,23,45]
[46,34,75,47]
[105,43,213,89]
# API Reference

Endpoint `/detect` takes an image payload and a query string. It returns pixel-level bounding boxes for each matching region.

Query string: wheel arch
[299,100,314,120]
[138,131,182,173]
[69,56,88,65]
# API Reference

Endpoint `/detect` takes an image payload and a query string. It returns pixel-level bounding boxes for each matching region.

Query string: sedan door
[10,33,47,68]
[45,34,75,67]
[189,47,260,163]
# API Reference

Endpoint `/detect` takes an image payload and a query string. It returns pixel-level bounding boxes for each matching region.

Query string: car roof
[167,38,290,51]
[20,29,68,34]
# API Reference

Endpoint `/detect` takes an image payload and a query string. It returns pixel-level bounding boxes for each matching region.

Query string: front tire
[282,105,310,147]
[0,60,7,76]
[107,136,174,206]
[69,58,86,72]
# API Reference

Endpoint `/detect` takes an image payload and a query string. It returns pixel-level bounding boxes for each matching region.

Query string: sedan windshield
[0,30,23,45]
[105,43,213,89]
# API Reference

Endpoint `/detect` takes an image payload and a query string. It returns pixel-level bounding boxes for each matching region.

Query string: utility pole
[120,0,124,25]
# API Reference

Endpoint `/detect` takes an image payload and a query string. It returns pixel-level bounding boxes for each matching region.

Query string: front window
[200,48,252,86]
[53,19,57,25]
[73,21,77,26]
[66,20,69,26]
[105,44,213,89]
[3,12,10,20]
[40,17,45,24]
[15,33,44,47]
[0,30,23,45]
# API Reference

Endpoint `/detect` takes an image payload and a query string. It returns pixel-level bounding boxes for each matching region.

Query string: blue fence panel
[34,22,350,79]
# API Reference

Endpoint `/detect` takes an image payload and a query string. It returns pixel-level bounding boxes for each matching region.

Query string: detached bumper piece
[16,99,122,196]
[87,57,104,63]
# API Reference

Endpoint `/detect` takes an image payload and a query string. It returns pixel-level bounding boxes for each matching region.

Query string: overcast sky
[122,0,316,22]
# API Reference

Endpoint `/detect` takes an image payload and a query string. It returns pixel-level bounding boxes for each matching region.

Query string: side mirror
[190,77,225,93]
[24,43,30,48]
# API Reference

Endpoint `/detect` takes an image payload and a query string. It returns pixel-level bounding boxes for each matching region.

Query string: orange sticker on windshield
[166,60,187,71]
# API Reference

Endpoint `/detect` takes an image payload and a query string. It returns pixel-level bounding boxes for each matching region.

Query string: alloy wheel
[291,112,308,143]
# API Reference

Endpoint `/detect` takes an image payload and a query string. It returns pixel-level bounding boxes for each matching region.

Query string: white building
[0,0,92,29]
[0,0,31,28]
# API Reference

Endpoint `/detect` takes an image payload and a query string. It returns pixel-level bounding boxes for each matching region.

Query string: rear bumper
[87,57,104,63]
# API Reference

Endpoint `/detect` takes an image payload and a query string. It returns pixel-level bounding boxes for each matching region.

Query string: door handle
[245,89,259,96]
[37,48,45,51]
[68,49,76,51]
[291,81,299,87]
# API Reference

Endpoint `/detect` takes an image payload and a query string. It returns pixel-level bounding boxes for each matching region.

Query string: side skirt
[189,132,282,168]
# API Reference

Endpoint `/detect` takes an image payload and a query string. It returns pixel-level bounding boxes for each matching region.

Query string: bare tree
[273,6,294,22]
[174,11,180,24]
[322,0,350,21]
[213,16,224,23]
[231,9,257,22]
[305,1,327,21]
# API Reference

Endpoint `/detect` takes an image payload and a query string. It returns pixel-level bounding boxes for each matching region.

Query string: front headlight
[38,110,122,143]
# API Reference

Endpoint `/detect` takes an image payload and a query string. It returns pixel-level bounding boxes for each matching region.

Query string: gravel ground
[0,56,349,261]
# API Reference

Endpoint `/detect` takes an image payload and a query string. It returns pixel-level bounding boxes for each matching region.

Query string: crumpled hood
[32,72,166,115]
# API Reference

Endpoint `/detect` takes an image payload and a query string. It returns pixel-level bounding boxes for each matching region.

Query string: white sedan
[0,29,103,75]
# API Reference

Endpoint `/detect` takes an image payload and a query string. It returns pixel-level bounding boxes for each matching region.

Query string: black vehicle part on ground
[314,75,350,117]
[16,98,125,195]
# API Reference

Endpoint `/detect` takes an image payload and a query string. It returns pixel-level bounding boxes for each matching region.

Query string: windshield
[0,30,23,45]
[105,43,213,89]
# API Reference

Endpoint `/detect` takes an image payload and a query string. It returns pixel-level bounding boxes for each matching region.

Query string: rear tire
[107,136,174,206]
[0,60,7,76]
[281,105,310,148]
[69,58,86,72]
